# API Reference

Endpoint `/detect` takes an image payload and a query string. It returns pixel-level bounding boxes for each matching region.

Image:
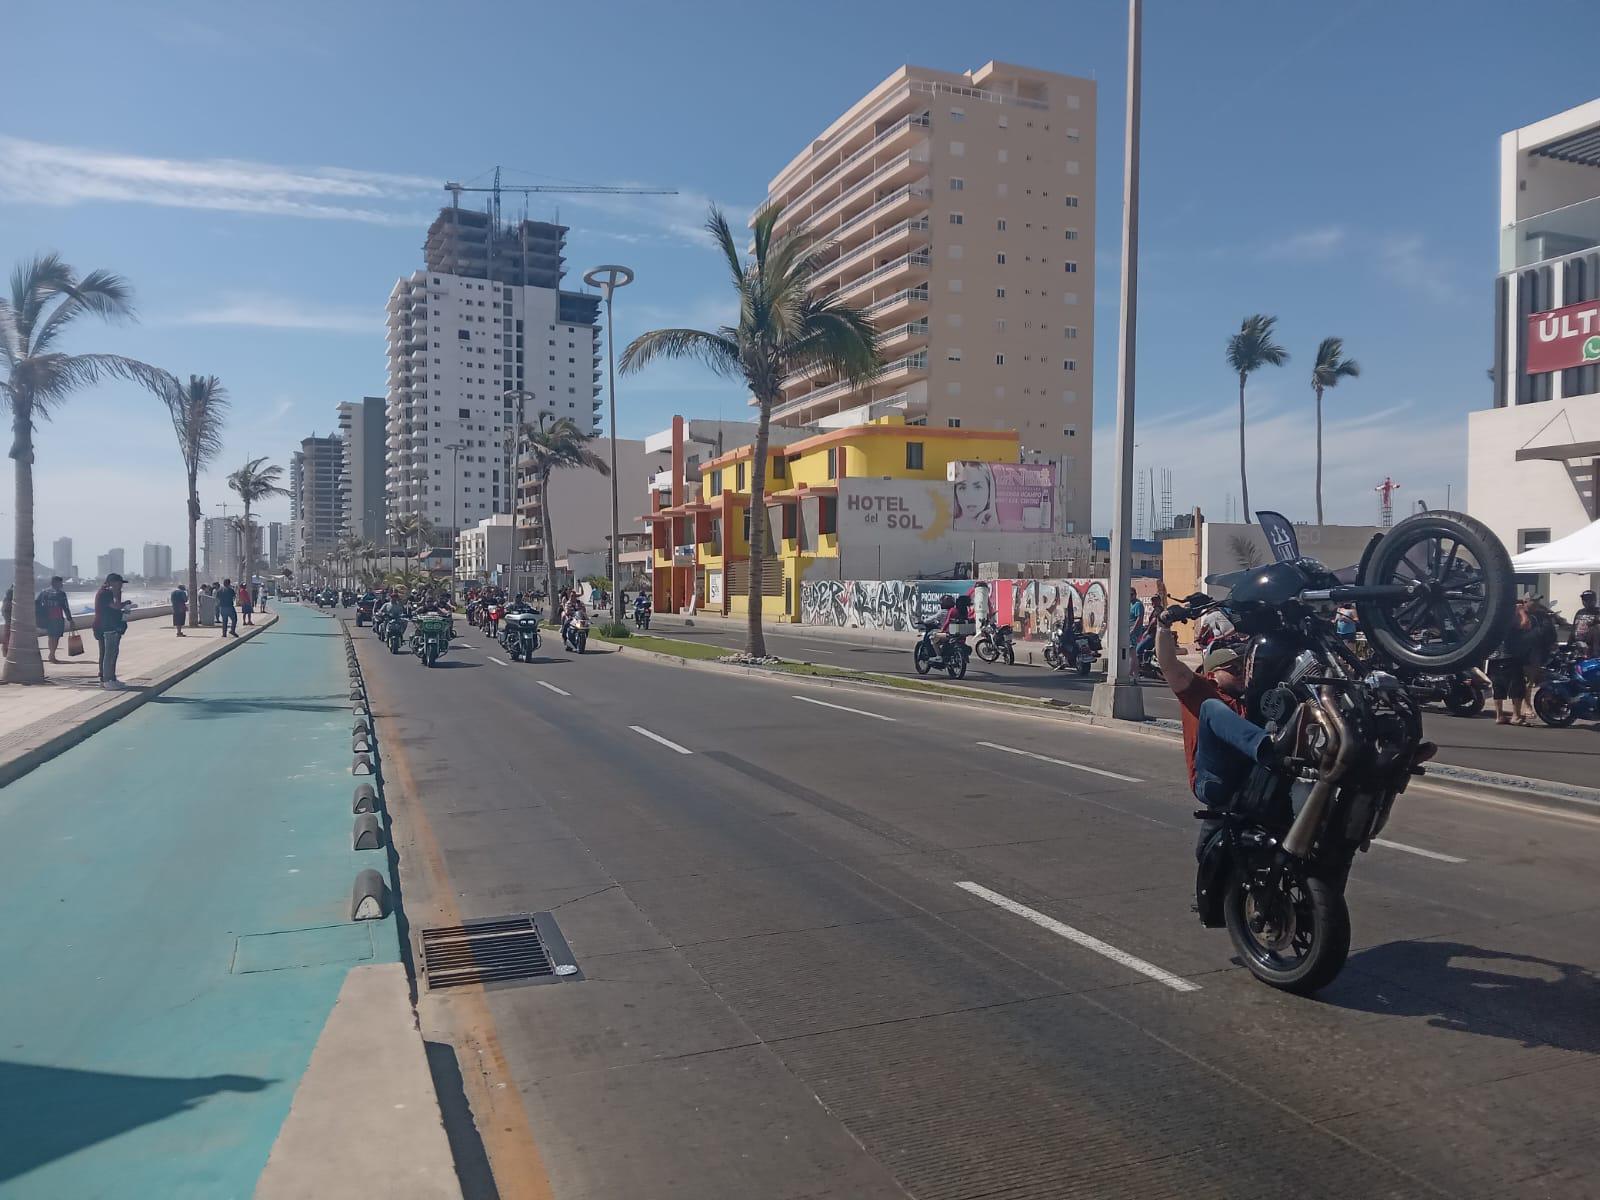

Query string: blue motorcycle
[1534,645,1600,727]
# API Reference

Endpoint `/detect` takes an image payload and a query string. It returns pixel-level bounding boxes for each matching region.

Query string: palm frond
[164,374,231,472]
[31,269,136,353]
[782,301,882,387]
[10,253,74,345]
[1311,336,1360,389]
[23,352,170,416]
[1225,313,1290,374]
[619,327,741,378]
[705,208,746,293]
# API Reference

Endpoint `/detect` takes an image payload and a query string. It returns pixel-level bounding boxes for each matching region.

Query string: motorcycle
[563,611,590,654]
[913,621,971,679]
[384,613,409,655]
[1178,509,1513,994]
[413,613,448,667]
[1043,619,1101,675]
[483,603,504,639]
[503,611,542,662]
[1534,643,1600,726]
[974,617,1016,665]
[355,596,376,627]
[633,603,651,631]
[1394,664,1490,718]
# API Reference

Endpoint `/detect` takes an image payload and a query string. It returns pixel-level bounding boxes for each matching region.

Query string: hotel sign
[1526,299,1600,374]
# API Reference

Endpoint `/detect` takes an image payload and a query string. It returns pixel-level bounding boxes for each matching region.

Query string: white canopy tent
[1511,518,1600,574]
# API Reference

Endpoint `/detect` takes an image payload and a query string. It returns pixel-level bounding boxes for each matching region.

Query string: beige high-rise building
[759,61,1096,533]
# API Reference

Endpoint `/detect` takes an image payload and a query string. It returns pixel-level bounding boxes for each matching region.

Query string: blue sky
[3,0,1596,564]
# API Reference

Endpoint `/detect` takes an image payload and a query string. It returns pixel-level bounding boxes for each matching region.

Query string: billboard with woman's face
[950,462,1056,533]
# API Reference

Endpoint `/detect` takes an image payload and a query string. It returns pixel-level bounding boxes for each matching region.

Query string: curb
[603,639,1600,821]
[0,611,280,790]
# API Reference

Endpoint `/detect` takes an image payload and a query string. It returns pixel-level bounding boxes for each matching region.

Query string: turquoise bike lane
[0,604,401,1199]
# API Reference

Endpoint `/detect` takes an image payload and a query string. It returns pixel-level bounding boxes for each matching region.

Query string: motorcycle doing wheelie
[502,610,542,662]
[974,616,1016,665]
[1173,510,1514,995]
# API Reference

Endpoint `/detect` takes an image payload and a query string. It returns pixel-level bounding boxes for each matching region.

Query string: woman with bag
[35,575,76,664]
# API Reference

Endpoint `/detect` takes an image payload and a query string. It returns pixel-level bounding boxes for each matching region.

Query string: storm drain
[419,913,578,990]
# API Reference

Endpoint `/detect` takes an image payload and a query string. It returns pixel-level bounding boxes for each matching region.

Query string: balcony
[771,114,931,225]
[835,249,930,303]
[802,148,930,235]
[813,217,930,287]
[770,351,928,422]
[863,285,930,321]
[1501,194,1600,271]
[826,185,932,245]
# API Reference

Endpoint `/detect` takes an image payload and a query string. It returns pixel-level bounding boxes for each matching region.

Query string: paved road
[650,616,1600,790]
[360,618,1600,1199]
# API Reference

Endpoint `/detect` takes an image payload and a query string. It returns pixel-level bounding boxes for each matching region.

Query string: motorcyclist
[376,594,407,639]
[561,591,588,646]
[633,591,651,622]
[1574,590,1600,657]
[932,592,973,658]
[506,591,536,615]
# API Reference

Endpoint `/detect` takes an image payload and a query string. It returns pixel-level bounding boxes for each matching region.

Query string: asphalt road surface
[649,616,1600,791]
[356,616,1600,1200]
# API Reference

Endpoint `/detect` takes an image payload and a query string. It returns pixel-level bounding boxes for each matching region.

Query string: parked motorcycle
[563,611,590,654]
[503,611,542,662]
[1534,644,1600,726]
[973,617,1016,665]
[413,613,448,667]
[1396,664,1489,718]
[384,613,409,655]
[913,621,971,679]
[1172,510,1513,995]
[1043,619,1101,675]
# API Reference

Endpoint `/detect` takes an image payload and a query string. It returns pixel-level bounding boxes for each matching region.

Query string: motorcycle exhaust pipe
[1282,688,1356,859]
[1470,667,1492,688]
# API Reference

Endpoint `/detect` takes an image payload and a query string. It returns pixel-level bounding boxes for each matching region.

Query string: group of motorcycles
[922,613,1102,678]
[358,595,452,667]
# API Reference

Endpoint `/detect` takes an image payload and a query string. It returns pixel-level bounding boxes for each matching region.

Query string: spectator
[170,583,189,637]
[35,575,76,663]
[1,584,12,654]
[1524,597,1559,703]
[238,582,254,626]
[1488,600,1538,726]
[1573,590,1600,658]
[217,578,239,638]
[93,572,128,689]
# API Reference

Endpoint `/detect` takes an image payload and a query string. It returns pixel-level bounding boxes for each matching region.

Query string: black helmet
[939,594,956,610]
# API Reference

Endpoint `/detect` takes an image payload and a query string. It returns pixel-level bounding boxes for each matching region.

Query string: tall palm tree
[161,374,229,626]
[1309,337,1361,526]
[1224,314,1289,526]
[621,205,882,656]
[516,412,608,605]
[0,254,166,683]
[226,456,288,583]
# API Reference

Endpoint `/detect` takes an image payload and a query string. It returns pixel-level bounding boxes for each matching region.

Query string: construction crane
[444,166,677,231]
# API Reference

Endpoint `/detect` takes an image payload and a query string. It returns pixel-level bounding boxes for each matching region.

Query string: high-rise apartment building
[142,542,173,582]
[203,517,239,581]
[338,397,386,544]
[385,205,602,540]
[96,548,124,579]
[51,536,73,581]
[267,521,287,572]
[291,436,343,569]
[759,61,1095,531]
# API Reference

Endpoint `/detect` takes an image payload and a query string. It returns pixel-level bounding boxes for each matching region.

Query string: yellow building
[644,415,1019,621]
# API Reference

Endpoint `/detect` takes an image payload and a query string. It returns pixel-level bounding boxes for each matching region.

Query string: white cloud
[0,136,433,226]
[560,187,761,248]
[1378,234,1460,304]
[172,293,375,334]
[1260,225,1348,260]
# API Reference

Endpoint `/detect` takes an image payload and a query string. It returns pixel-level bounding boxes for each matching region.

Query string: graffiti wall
[798,577,1109,639]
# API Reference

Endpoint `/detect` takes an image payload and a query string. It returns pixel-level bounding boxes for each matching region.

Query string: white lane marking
[792,694,896,722]
[957,881,1200,993]
[976,740,1143,784]
[488,656,508,667]
[1372,838,1466,864]
[798,645,838,656]
[630,725,693,755]
[537,681,571,696]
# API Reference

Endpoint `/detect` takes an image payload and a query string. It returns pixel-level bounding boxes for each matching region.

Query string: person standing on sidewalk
[2,585,13,655]
[238,582,254,626]
[217,578,238,638]
[36,575,76,663]
[93,572,128,689]
[170,583,189,637]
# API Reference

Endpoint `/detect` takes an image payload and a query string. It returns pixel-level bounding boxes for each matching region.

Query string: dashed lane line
[630,725,693,755]
[976,740,1143,784]
[792,695,896,722]
[537,681,571,696]
[1372,838,1467,864]
[488,656,508,667]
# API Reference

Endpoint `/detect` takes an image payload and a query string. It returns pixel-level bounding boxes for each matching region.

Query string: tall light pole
[444,441,466,591]
[583,264,634,626]
[1092,0,1147,722]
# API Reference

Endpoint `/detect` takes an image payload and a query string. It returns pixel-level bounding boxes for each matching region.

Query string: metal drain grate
[421,914,555,989]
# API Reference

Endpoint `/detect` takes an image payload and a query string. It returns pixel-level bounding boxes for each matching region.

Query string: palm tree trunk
[539,469,557,601]
[746,398,774,658]
[1313,385,1324,527]
[4,409,44,683]
[239,502,250,583]
[1237,373,1250,525]
[187,477,200,626]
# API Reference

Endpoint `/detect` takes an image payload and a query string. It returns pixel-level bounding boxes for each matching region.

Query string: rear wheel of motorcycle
[1223,869,1350,995]
[1443,681,1485,718]
[1003,646,1015,666]
[951,648,968,680]
[913,644,933,676]
[975,637,998,664]
[1534,688,1578,727]
[1357,511,1515,672]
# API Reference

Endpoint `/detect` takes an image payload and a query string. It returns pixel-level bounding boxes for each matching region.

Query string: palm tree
[226,456,288,583]
[621,205,882,656]
[516,412,608,606]
[161,374,229,626]
[0,254,166,683]
[1224,314,1289,525]
[1309,337,1360,526]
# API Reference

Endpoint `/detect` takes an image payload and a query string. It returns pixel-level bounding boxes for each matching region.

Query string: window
[735,462,746,490]
[1065,228,1079,240]
[996,253,1006,265]
[1063,291,1080,305]
[1065,195,1080,207]
[826,447,838,480]
[708,470,722,498]
[905,442,924,470]
[947,348,963,362]
[995,288,1006,299]
[995,318,1006,332]
[950,177,965,191]
[997,149,1008,163]
[996,353,1006,365]
[949,212,964,225]
[949,279,963,293]
[947,418,962,428]
[949,141,965,156]
[948,244,963,259]
[998,115,1008,129]
[950,108,965,122]
[458,329,471,340]
[1064,359,1078,371]
[1065,326,1078,339]
[997,218,1006,231]
[1064,261,1079,273]
[771,455,786,480]
[819,496,838,535]
[742,510,751,545]
[1063,425,1078,437]
[458,407,470,418]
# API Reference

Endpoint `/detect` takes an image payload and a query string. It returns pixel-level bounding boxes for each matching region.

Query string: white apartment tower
[760,61,1096,532]
[385,206,602,539]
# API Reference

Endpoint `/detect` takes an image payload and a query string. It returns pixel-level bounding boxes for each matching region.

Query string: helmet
[939,594,956,610]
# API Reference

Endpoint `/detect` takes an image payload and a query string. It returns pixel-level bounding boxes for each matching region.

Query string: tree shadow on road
[0,1059,271,1184]
[1324,940,1600,1053]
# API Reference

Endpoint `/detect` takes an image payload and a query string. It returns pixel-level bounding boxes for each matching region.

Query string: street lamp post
[1092,0,1147,722]
[444,441,466,591]
[583,264,635,626]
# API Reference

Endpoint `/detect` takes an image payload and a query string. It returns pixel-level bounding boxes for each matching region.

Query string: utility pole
[584,265,635,626]
[1092,0,1147,722]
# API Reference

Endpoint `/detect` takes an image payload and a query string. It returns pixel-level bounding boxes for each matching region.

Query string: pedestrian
[93,572,128,689]
[1573,590,1600,658]
[256,584,268,614]
[1524,597,1558,703]
[1488,600,1538,726]
[217,577,238,638]
[170,582,189,637]
[239,581,254,625]
[36,575,76,662]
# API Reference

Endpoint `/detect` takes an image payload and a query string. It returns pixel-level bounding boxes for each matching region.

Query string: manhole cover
[420,913,577,989]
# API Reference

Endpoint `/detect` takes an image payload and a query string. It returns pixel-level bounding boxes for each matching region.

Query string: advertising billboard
[948,462,1056,533]
[1526,299,1600,375]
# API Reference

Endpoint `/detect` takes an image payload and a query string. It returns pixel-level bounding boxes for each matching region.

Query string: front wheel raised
[1223,868,1350,995]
